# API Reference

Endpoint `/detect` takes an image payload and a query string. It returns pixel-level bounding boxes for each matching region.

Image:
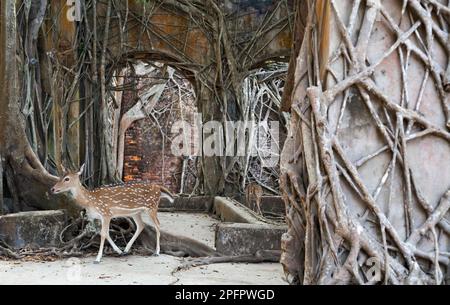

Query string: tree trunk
[0,0,78,215]
[0,158,3,215]
[197,79,225,195]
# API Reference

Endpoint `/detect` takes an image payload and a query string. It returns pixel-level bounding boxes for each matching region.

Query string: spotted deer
[51,164,174,263]
[245,182,263,215]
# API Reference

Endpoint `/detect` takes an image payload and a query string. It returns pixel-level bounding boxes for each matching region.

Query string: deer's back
[247,182,263,196]
[246,183,263,201]
[88,183,161,211]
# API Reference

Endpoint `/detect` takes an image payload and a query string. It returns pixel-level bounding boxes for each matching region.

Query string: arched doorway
[118,61,198,194]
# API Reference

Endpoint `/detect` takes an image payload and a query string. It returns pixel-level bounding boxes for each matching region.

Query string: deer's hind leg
[148,209,161,256]
[124,214,145,254]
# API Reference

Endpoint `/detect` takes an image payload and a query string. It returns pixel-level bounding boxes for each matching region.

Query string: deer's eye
[64,177,70,182]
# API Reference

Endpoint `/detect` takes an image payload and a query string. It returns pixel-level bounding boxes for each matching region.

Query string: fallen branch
[173,250,281,274]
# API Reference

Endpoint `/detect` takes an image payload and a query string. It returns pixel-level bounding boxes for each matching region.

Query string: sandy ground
[0,255,286,285]
[0,212,287,285]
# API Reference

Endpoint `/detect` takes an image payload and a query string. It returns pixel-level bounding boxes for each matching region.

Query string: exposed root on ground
[172,250,281,274]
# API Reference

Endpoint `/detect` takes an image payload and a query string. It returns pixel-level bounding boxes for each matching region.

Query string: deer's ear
[77,164,85,176]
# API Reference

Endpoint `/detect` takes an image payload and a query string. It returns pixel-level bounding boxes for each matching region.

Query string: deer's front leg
[149,210,161,256]
[95,217,109,264]
[124,215,144,254]
[256,197,262,215]
[105,227,123,255]
[94,216,122,263]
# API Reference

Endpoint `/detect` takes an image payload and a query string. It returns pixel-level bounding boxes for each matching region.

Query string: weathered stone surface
[213,197,260,224]
[0,210,67,249]
[215,223,287,256]
[2,198,14,214]
[260,196,285,214]
[159,196,213,212]
[235,195,286,215]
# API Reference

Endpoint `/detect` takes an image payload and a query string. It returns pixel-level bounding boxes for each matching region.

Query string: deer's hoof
[152,253,160,257]
[120,252,129,257]
[93,260,100,264]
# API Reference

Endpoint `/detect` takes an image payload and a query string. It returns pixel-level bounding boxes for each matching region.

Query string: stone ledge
[0,210,67,249]
[159,196,214,212]
[213,197,260,224]
[215,223,287,256]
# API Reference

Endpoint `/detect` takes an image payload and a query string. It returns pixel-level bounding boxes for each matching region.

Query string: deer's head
[51,164,85,195]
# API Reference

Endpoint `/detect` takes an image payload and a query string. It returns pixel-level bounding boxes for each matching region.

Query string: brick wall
[123,119,183,192]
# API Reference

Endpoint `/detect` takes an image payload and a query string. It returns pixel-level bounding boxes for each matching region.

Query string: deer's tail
[160,186,175,204]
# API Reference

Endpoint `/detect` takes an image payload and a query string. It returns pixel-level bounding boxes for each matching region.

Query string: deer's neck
[71,183,90,207]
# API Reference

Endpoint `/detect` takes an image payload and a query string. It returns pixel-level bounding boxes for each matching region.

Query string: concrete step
[215,223,287,256]
[0,210,67,249]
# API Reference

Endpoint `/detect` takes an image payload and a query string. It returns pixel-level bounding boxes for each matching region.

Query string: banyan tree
[0,0,449,285]
[281,0,450,284]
